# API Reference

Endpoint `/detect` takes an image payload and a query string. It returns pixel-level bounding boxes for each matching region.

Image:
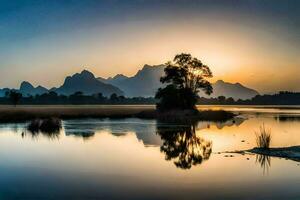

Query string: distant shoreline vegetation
[0,106,235,123]
[0,91,299,105]
[0,91,155,105]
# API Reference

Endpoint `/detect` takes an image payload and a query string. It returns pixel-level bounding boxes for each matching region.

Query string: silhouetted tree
[110,93,119,101]
[48,91,58,97]
[69,91,85,104]
[226,97,235,104]
[96,92,104,99]
[217,96,226,104]
[8,91,22,106]
[72,91,84,96]
[5,91,10,97]
[119,95,125,100]
[156,53,213,111]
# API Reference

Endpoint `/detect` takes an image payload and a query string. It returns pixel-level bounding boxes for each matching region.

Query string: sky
[0,0,299,93]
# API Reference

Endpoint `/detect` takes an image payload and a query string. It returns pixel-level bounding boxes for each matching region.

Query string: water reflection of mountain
[196,117,246,130]
[63,118,162,145]
[63,118,246,144]
[2,117,246,144]
[65,130,95,139]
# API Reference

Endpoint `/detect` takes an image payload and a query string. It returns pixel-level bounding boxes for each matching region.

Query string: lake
[0,106,299,199]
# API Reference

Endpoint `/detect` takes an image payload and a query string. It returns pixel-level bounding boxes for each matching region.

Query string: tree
[156,53,213,111]
[5,91,10,97]
[8,91,22,106]
[72,91,84,96]
[96,93,104,99]
[118,95,126,101]
[217,96,226,104]
[48,91,58,97]
[69,91,84,104]
[226,97,235,104]
[110,93,119,101]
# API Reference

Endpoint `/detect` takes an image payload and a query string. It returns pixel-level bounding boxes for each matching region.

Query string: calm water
[0,106,299,199]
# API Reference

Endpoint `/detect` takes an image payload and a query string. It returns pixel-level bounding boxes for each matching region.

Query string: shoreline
[224,146,300,162]
[0,105,235,123]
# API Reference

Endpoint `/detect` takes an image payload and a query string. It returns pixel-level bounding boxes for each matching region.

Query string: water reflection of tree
[256,154,271,175]
[156,122,212,169]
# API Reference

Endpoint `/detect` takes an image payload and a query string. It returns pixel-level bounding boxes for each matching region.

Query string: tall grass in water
[255,124,272,149]
[27,118,62,139]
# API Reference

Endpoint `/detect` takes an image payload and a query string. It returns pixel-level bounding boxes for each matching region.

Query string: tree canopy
[156,53,213,111]
[7,91,22,106]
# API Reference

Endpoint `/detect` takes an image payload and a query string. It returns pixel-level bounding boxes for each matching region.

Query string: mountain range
[52,70,123,96]
[0,70,123,97]
[0,65,259,100]
[199,80,259,100]
[20,81,48,96]
[99,64,259,100]
[99,64,165,97]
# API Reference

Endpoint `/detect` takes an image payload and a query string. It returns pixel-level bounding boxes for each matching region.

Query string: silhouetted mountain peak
[141,64,164,71]
[55,70,123,96]
[215,80,224,84]
[103,64,166,97]
[80,69,95,78]
[203,80,260,100]
[135,64,165,78]
[234,82,243,87]
[63,70,96,86]
[36,85,47,90]
[19,81,48,96]
[108,74,128,81]
[142,64,152,70]
[114,74,128,79]
[20,81,34,90]
[215,80,247,89]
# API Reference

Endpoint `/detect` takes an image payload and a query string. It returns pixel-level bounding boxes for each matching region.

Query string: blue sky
[0,0,299,93]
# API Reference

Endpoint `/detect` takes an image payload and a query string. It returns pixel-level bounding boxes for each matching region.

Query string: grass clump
[27,118,62,134]
[255,124,272,149]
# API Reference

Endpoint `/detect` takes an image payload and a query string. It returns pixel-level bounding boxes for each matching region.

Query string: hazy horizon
[1,0,299,93]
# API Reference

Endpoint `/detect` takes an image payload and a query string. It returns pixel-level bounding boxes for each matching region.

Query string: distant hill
[0,82,48,97]
[19,81,48,97]
[0,88,11,97]
[54,70,124,96]
[98,64,165,97]
[202,80,259,100]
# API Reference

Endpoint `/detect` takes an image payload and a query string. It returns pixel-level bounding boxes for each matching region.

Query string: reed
[255,124,272,149]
